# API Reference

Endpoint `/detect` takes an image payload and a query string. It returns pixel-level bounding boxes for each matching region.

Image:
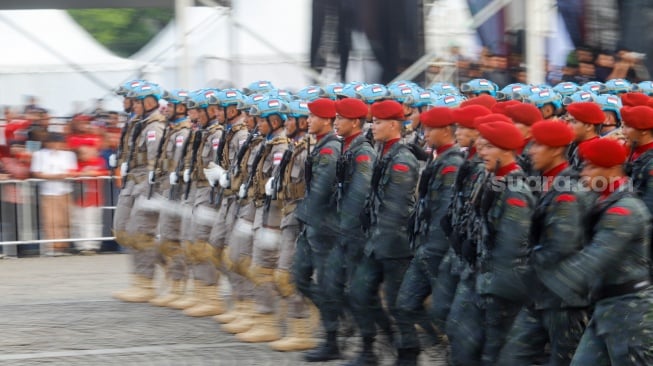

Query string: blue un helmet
[429,82,460,96]
[115,79,147,96]
[562,90,597,106]
[324,82,346,100]
[604,78,632,95]
[581,81,607,95]
[162,89,190,105]
[410,89,437,109]
[388,84,418,104]
[296,86,327,101]
[460,78,498,97]
[186,89,215,110]
[249,98,290,122]
[553,82,580,97]
[236,93,267,112]
[594,94,623,121]
[525,87,562,110]
[244,80,275,95]
[213,88,245,107]
[430,94,466,108]
[288,100,310,118]
[266,89,294,102]
[336,81,366,99]
[634,81,653,95]
[127,81,163,101]
[357,83,390,104]
[496,83,530,101]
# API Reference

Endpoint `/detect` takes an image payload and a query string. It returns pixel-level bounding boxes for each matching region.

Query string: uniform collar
[599,176,629,200]
[382,138,401,156]
[632,140,653,161]
[495,161,520,178]
[344,131,362,150]
[436,143,454,155]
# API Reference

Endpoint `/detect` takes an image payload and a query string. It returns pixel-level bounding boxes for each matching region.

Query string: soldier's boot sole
[221,316,255,334]
[166,295,199,310]
[119,288,157,303]
[149,293,182,307]
[183,301,226,317]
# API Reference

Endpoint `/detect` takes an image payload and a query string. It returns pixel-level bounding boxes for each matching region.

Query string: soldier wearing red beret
[622,105,653,229]
[565,102,606,171]
[505,102,547,175]
[499,120,591,365]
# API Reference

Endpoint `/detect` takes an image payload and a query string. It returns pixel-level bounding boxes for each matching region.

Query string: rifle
[184,129,203,200]
[624,140,638,176]
[169,128,191,200]
[122,120,143,189]
[334,137,347,212]
[241,141,265,201]
[148,125,169,199]
[114,121,129,177]
[265,144,293,211]
[304,135,313,194]
[210,128,228,205]
[360,143,387,234]
[410,144,435,246]
[232,127,258,179]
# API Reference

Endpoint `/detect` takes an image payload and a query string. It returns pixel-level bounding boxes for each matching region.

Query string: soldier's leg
[543,308,589,366]
[396,256,431,352]
[167,190,199,309]
[496,306,548,365]
[480,295,522,366]
[431,249,460,332]
[570,319,610,366]
[112,180,139,300]
[291,227,315,303]
[447,276,483,366]
[320,243,346,334]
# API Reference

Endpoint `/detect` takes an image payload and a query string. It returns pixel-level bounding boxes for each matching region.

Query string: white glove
[265,177,275,196]
[169,172,178,185]
[203,162,225,187]
[183,169,191,183]
[238,183,247,199]
[219,171,231,189]
[108,154,117,168]
[148,171,155,184]
[120,162,129,177]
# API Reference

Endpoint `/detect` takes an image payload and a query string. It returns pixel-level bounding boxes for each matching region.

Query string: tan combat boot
[269,317,317,351]
[167,279,201,310]
[214,300,245,324]
[112,274,142,302]
[183,284,225,317]
[118,275,156,303]
[221,300,256,334]
[149,279,185,307]
[235,312,281,343]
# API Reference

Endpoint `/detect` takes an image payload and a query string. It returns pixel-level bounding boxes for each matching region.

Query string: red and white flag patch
[273,152,284,165]
[212,138,220,150]
[176,135,185,147]
[147,130,157,142]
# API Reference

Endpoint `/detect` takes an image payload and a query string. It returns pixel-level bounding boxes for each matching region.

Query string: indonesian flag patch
[147,130,157,142]
[176,135,185,147]
[212,138,220,150]
[273,151,283,165]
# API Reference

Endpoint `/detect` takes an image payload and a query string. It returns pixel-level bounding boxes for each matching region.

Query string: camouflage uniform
[539,181,653,365]
[348,140,419,359]
[627,145,653,277]
[396,144,463,353]
[321,132,375,335]
[113,113,142,247]
[123,109,167,282]
[498,166,591,366]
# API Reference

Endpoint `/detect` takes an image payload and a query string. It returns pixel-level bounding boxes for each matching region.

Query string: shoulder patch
[273,151,283,165]
[555,193,576,203]
[606,206,631,216]
[356,155,371,163]
[441,166,457,175]
[320,147,333,155]
[506,197,527,208]
[649,170,653,176]
[392,163,409,172]
[147,130,156,142]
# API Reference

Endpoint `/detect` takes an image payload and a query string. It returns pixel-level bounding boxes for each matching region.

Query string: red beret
[621,106,653,130]
[491,100,520,115]
[505,103,542,126]
[473,113,512,129]
[566,102,606,125]
[579,138,627,168]
[420,107,454,128]
[308,98,336,118]
[531,120,574,147]
[460,94,497,109]
[371,100,405,120]
[335,98,368,119]
[621,92,651,107]
[452,105,492,128]
[477,121,524,150]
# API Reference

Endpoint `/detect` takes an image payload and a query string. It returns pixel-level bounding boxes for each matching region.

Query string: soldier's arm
[309,141,339,204]
[183,131,195,171]
[381,153,419,224]
[493,187,534,261]
[427,156,463,249]
[339,147,375,228]
[642,161,653,215]
[531,192,585,270]
[145,123,165,171]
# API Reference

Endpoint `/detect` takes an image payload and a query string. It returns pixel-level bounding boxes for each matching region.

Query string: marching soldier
[504,102,542,175]
[451,120,535,365]
[395,107,463,364]
[292,98,342,362]
[347,100,419,365]
[540,138,653,365]
[498,121,591,365]
[116,82,167,303]
[268,100,317,352]
[149,89,193,307]
[564,102,606,171]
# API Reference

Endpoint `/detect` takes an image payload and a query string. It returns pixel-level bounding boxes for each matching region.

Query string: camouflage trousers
[396,248,445,349]
[349,254,411,339]
[431,249,461,331]
[157,187,186,282]
[570,288,653,366]
[498,306,588,366]
[447,276,521,366]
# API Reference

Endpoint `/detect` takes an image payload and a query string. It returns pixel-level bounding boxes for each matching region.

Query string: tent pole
[525,0,552,84]
[175,0,190,88]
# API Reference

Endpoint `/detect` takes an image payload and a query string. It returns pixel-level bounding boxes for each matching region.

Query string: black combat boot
[395,348,420,366]
[304,331,341,362]
[343,336,378,366]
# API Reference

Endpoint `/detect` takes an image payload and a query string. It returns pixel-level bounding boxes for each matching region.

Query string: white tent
[0,10,144,116]
[130,2,313,91]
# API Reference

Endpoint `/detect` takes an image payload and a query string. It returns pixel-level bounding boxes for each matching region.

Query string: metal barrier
[0,176,120,256]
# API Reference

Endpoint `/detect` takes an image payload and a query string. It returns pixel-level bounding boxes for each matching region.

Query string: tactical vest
[160,121,191,174]
[252,135,290,206]
[280,136,312,205]
[192,122,224,183]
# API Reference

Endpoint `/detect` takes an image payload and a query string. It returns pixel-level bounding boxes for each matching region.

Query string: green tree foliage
[68,9,173,57]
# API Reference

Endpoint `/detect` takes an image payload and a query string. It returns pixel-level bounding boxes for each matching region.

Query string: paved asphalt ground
[0,254,448,365]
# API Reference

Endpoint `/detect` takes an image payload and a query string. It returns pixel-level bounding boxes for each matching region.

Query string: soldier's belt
[597,279,650,301]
